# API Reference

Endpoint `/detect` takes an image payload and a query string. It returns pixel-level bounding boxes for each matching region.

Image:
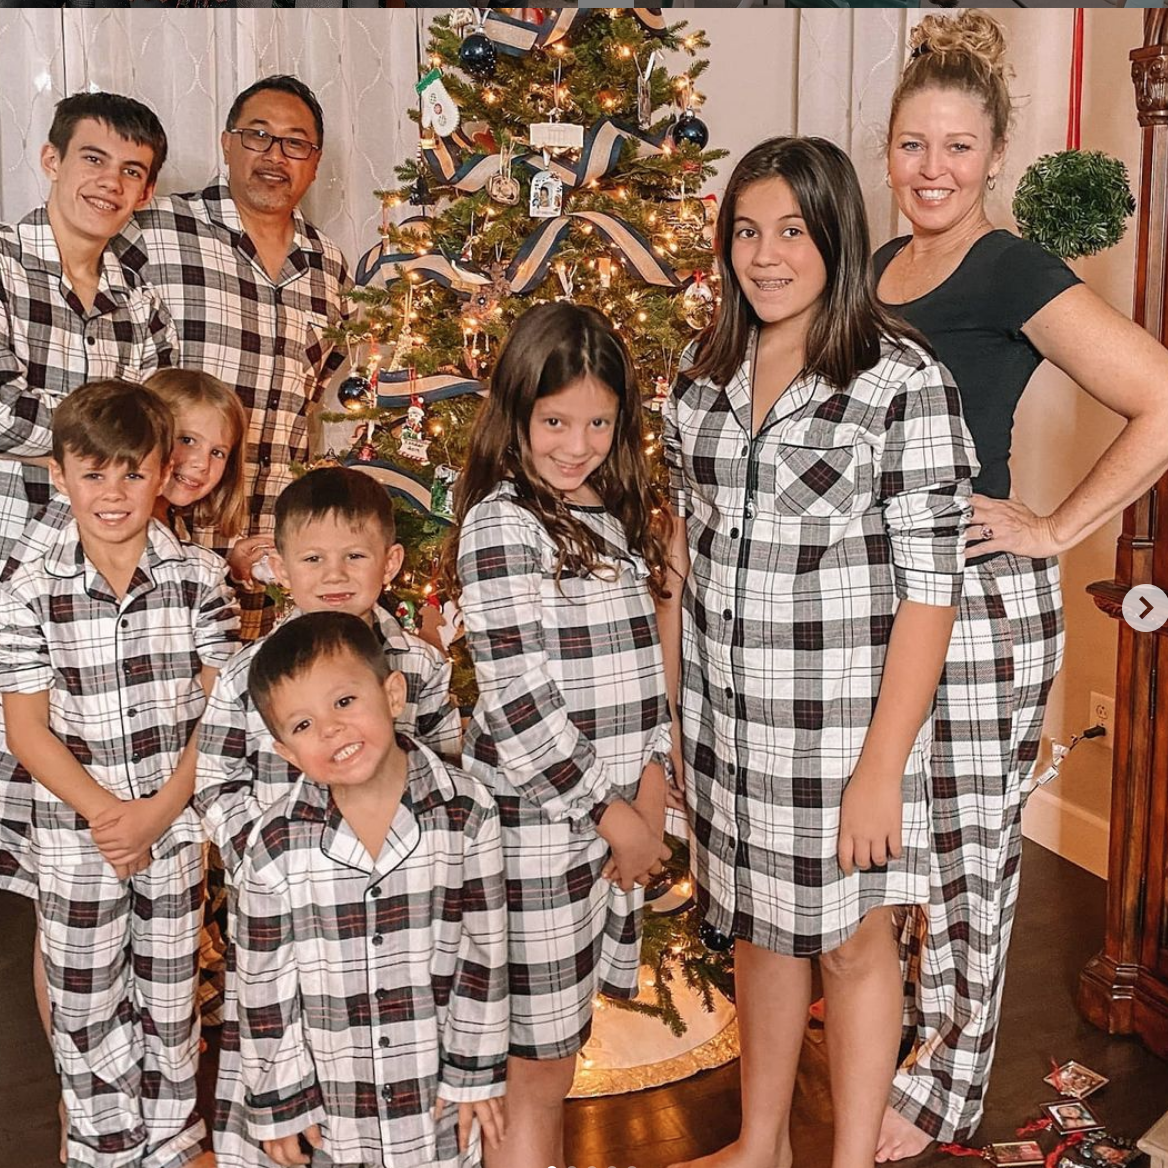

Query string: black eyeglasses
[228,127,321,162]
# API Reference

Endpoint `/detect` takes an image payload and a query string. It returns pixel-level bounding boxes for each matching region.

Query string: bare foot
[58,1098,67,1165]
[669,1142,787,1168]
[875,1106,932,1163]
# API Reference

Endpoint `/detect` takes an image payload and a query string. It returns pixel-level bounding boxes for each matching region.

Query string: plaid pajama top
[234,742,508,1167]
[0,206,176,562]
[0,519,240,864]
[135,184,350,541]
[664,336,977,956]
[457,483,671,1039]
[195,603,461,879]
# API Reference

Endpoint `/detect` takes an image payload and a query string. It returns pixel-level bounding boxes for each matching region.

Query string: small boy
[238,611,507,1168]
[195,464,461,878]
[0,379,239,1168]
[193,465,461,1166]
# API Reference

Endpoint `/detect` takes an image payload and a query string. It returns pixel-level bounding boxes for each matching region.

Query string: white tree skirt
[568,964,739,1098]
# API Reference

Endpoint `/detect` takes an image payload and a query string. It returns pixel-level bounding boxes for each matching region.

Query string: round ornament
[698,922,734,954]
[679,278,715,331]
[338,375,372,412]
[459,30,498,80]
[669,109,709,151]
[487,171,521,206]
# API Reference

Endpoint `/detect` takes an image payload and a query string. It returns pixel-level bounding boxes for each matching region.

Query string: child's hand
[112,852,152,882]
[633,760,667,841]
[227,536,275,588]
[90,798,170,867]
[597,801,671,892]
[434,1096,506,1152]
[262,1125,322,1166]
[837,767,903,877]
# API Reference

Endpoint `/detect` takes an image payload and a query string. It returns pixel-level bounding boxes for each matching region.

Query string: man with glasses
[136,75,350,638]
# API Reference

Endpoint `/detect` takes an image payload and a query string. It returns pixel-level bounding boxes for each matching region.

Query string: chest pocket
[764,420,875,519]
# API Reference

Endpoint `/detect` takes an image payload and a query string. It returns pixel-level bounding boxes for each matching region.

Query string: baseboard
[1022,786,1110,878]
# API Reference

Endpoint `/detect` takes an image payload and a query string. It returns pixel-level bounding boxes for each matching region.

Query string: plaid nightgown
[457,480,672,1060]
[664,336,977,957]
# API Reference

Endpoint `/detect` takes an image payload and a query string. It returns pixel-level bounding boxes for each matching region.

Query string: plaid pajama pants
[890,553,1064,1141]
[36,839,207,1168]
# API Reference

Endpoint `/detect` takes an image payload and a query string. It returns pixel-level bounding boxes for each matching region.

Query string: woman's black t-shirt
[874,229,1081,501]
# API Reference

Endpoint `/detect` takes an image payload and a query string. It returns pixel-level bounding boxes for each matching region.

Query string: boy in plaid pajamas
[0,90,175,570]
[237,610,507,1168]
[194,465,460,1167]
[0,378,239,1168]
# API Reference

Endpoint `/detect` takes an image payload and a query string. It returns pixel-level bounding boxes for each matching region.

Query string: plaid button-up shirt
[0,207,176,561]
[135,183,350,544]
[0,520,239,864]
[195,603,461,878]
[235,741,508,1167]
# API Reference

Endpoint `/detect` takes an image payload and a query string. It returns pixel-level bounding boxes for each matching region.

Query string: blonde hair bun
[910,11,1010,80]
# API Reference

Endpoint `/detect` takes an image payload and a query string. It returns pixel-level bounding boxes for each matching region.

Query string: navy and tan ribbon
[345,457,452,523]
[375,369,485,409]
[507,209,683,293]
[422,116,664,197]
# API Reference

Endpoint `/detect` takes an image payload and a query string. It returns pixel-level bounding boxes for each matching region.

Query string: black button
[260,456,271,467]
[120,619,130,629]
[131,752,141,763]
[372,934,384,947]
[381,1085,393,1101]
[127,709,137,718]
[375,987,388,1000]
[267,394,279,410]
[86,336,96,346]
[728,763,736,775]
[730,528,740,540]
[740,445,748,457]
[379,1036,390,1049]
[722,608,732,621]
[724,686,733,699]
[370,885,382,898]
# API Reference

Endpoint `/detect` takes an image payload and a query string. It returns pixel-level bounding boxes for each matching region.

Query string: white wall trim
[1022,787,1110,879]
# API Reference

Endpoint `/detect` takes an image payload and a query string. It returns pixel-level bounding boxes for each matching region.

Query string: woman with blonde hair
[874,11,1168,1159]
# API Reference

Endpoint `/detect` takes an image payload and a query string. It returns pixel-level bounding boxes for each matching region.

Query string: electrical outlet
[1090,691,1114,748]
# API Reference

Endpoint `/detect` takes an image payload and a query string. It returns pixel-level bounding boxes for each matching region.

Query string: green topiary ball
[1012,149,1136,261]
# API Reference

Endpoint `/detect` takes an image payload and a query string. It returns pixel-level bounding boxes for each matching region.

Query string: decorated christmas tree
[324,7,724,659]
[322,7,735,1042]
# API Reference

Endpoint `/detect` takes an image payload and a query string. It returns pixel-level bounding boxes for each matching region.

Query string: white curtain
[794,8,929,241]
[0,7,421,265]
[0,8,921,262]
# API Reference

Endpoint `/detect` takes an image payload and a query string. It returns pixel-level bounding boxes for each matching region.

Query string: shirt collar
[199,179,323,257]
[44,517,188,587]
[15,205,146,295]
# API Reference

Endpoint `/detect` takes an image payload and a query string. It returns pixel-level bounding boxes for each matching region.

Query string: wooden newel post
[1076,12,1168,1058]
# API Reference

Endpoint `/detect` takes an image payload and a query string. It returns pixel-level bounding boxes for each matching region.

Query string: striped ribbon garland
[477,8,665,55]
[345,457,451,522]
[422,116,665,196]
[356,205,683,297]
[374,369,486,408]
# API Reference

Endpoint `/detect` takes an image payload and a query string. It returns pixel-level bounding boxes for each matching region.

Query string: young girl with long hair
[445,301,673,1168]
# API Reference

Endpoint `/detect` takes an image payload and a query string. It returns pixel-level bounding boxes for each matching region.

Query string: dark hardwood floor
[2,841,1165,1167]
